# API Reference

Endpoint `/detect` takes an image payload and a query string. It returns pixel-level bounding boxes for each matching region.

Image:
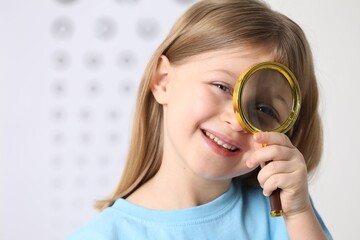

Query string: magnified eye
[235,62,301,133]
[246,102,282,131]
[256,104,280,122]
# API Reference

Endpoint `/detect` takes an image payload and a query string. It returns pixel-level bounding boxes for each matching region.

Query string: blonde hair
[96,0,322,210]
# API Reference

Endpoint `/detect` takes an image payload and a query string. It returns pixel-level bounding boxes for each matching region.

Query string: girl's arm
[283,206,327,240]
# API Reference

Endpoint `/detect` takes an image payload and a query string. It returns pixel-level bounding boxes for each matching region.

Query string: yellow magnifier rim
[233,62,301,134]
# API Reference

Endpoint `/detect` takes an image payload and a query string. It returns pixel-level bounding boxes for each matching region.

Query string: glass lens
[240,68,293,131]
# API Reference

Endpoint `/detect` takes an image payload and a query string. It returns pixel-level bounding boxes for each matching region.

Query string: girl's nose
[221,104,248,133]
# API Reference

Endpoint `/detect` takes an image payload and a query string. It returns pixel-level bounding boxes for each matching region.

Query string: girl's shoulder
[67,206,122,240]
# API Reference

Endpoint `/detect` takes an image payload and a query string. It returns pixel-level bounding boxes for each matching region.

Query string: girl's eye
[256,104,280,122]
[214,83,231,94]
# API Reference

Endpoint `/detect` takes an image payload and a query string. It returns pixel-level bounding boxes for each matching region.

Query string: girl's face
[152,48,273,182]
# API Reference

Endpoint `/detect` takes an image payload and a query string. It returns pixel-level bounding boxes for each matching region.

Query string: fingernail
[263,190,270,197]
[254,133,261,141]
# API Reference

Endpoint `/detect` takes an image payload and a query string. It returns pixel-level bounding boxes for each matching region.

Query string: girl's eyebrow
[208,69,238,79]
[274,94,292,112]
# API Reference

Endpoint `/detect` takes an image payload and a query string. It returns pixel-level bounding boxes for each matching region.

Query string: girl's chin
[195,167,256,181]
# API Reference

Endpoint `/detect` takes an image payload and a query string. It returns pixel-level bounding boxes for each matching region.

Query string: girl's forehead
[179,47,273,64]
[173,48,274,74]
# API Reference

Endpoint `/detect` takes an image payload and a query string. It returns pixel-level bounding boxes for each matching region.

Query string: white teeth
[204,131,237,151]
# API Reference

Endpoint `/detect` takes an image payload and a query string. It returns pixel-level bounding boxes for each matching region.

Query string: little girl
[69,0,332,239]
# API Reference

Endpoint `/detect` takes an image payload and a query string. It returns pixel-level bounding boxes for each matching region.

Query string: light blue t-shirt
[68,182,332,239]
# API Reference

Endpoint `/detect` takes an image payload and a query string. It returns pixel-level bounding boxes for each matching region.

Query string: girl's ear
[151,55,172,104]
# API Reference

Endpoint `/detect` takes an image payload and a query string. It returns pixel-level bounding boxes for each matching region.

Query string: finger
[257,160,296,188]
[262,173,289,197]
[254,132,294,148]
[247,145,297,167]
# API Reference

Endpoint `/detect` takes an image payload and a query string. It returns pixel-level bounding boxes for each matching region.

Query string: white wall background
[0,0,359,239]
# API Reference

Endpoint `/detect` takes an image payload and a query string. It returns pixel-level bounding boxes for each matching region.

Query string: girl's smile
[201,129,241,157]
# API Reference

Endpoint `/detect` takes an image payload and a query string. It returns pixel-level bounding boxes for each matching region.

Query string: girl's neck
[125,163,231,210]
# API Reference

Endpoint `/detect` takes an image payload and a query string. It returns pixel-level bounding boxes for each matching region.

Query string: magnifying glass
[233,62,301,217]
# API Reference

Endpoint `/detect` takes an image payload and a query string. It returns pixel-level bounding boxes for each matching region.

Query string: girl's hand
[246,131,311,219]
